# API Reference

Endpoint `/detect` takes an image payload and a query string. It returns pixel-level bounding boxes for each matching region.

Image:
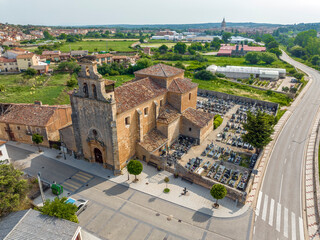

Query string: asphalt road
[252,52,320,240]
[7,144,253,240]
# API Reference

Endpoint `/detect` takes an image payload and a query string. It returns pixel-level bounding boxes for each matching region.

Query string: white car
[66,198,89,215]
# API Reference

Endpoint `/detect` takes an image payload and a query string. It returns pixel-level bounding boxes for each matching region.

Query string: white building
[230,36,255,44]
[0,140,9,163]
[207,65,286,81]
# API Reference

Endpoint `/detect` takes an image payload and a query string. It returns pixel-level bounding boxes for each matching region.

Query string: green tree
[24,68,37,76]
[245,52,261,64]
[174,42,187,54]
[164,176,169,188]
[32,133,43,152]
[194,70,217,80]
[43,30,54,40]
[260,52,277,64]
[40,197,78,223]
[242,111,275,152]
[139,38,145,43]
[294,29,317,47]
[222,32,232,43]
[174,62,185,69]
[158,44,169,54]
[210,184,227,205]
[266,41,279,50]
[57,33,67,40]
[57,61,80,74]
[0,164,29,217]
[127,160,143,181]
[131,58,152,72]
[311,55,320,66]
[211,37,222,50]
[290,46,307,58]
[269,48,282,57]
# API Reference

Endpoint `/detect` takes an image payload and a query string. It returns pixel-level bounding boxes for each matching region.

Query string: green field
[0,73,75,105]
[192,77,292,106]
[106,75,134,87]
[141,42,191,48]
[58,40,136,53]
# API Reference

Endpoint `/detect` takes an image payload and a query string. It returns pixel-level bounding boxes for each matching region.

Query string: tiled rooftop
[157,104,181,124]
[182,108,214,128]
[134,63,184,78]
[139,129,168,152]
[168,78,198,93]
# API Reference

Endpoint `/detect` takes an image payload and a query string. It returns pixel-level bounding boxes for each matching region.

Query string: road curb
[304,103,320,239]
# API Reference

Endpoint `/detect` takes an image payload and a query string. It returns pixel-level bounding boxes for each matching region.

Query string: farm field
[58,40,136,52]
[0,73,75,105]
[141,42,191,48]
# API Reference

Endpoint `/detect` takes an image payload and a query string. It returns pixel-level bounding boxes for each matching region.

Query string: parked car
[66,198,89,215]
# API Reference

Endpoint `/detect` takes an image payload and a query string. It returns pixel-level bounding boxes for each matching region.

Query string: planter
[163,188,170,193]
[213,203,219,209]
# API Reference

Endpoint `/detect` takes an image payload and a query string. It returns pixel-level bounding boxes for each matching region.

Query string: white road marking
[284,158,287,164]
[256,191,263,216]
[279,174,284,202]
[291,212,296,240]
[262,194,268,221]
[284,207,289,238]
[269,198,275,226]
[288,144,291,149]
[253,226,256,235]
[299,217,304,240]
[276,203,281,232]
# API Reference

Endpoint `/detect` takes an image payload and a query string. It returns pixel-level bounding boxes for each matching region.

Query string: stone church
[65,56,214,174]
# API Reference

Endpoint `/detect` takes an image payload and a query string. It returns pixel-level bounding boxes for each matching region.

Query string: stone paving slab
[7,141,249,219]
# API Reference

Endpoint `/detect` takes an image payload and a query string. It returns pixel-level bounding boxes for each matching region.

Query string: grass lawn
[0,73,75,105]
[58,40,136,53]
[192,77,292,106]
[106,75,134,87]
[141,42,191,49]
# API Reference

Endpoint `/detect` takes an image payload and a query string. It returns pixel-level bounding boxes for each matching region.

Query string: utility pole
[37,172,46,204]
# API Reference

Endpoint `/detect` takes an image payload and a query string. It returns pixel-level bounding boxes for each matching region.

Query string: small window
[189,128,192,132]
[160,99,163,106]
[144,107,148,116]
[189,93,192,100]
[93,129,98,137]
[17,126,20,130]
[125,116,131,126]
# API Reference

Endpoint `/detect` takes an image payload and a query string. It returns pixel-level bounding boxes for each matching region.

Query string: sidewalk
[7,141,250,218]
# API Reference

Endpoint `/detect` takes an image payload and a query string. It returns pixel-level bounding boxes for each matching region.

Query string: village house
[95,53,113,65]
[16,53,39,71]
[217,44,266,57]
[63,57,214,174]
[0,57,19,72]
[0,102,72,148]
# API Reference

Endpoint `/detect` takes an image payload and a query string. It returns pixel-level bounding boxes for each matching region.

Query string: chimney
[34,101,42,106]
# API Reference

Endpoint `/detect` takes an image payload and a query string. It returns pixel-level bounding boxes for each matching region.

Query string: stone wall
[173,163,247,203]
[198,89,279,113]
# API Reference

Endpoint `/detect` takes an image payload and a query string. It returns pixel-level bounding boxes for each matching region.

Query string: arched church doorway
[94,148,103,163]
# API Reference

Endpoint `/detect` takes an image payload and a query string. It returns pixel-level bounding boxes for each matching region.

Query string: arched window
[83,83,88,97]
[92,129,98,137]
[85,66,90,76]
[92,84,97,99]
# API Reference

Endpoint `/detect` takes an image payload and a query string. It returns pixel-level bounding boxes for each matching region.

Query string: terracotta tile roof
[0,103,70,127]
[95,53,113,58]
[0,57,16,63]
[16,53,35,59]
[12,47,27,52]
[182,108,214,128]
[134,63,184,78]
[112,56,128,60]
[139,129,168,152]
[168,78,198,93]
[115,77,166,114]
[157,104,181,124]
[42,51,60,55]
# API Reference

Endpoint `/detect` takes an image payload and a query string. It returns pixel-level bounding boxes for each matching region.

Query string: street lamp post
[37,172,46,204]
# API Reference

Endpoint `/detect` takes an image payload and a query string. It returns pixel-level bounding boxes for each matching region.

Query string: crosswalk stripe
[78,171,92,178]
[75,173,92,180]
[62,182,77,191]
[276,203,281,232]
[269,198,275,226]
[256,191,263,216]
[262,194,268,221]
[291,212,296,240]
[299,217,304,240]
[72,174,90,182]
[66,179,82,187]
[284,207,289,238]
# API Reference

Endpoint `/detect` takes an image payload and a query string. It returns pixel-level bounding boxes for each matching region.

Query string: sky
[1,0,320,26]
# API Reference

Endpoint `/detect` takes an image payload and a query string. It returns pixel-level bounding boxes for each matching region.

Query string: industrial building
[207,65,286,81]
